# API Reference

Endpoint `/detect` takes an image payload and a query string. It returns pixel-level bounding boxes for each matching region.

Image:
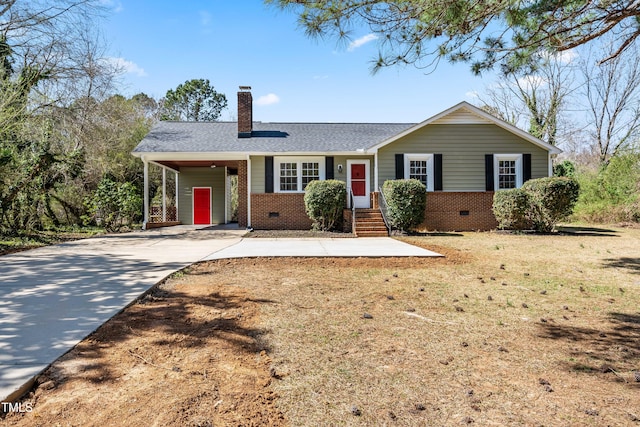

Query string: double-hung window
[494,154,522,190]
[275,157,325,192]
[404,154,434,191]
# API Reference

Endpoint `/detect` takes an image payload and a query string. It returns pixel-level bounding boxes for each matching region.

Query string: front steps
[354,208,389,237]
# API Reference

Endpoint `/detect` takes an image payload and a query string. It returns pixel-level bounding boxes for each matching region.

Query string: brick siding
[343,208,353,233]
[247,190,497,231]
[251,193,312,230]
[373,191,497,231]
[422,191,497,231]
[238,161,248,228]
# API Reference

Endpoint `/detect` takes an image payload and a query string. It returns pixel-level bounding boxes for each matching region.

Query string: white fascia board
[246,151,372,157]
[133,151,375,160]
[367,101,563,155]
[131,152,249,161]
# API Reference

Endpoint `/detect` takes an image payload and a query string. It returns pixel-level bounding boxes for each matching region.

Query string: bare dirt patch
[4,227,640,426]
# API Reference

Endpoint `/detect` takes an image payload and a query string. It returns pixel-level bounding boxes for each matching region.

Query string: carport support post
[175,171,179,222]
[143,158,149,229]
[162,167,167,222]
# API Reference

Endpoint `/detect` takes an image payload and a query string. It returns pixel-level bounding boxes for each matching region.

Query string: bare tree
[580,40,640,165]
[478,52,576,146]
[0,0,114,232]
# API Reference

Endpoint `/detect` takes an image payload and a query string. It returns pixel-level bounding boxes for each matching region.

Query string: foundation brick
[422,191,497,231]
[251,193,312,230]
[238,161,248,228]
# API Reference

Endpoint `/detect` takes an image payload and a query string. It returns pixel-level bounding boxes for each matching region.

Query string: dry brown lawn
[3,225,640,426]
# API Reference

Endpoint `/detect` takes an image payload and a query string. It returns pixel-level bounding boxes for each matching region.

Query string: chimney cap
[239,85,251,91]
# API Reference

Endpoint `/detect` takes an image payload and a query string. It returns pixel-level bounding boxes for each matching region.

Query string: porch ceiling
[156,160,240,171]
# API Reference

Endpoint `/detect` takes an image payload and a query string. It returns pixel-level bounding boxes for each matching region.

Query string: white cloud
[313,75,329,80]
[517,75,545,89]
[540,49,578,64]
[556,49,578,64]
[255,93,280,106]
[99,0,123,13]
[465,90,479,99]
[105,57,147,77]
[348,34,378,51]
[199,10,212,27]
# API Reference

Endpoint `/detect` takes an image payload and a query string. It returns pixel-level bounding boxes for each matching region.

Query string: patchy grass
[5,226,640,426]
[0,228,103,255]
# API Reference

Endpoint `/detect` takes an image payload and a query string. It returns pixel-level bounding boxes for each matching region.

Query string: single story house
[132,86,561,234]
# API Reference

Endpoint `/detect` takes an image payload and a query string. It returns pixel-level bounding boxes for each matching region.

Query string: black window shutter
[523,153,532,183]
[395,154,404,179]
[434,154,443,191]
[485,154,494,191]
[325,156,334,180]
[265,156,274,193]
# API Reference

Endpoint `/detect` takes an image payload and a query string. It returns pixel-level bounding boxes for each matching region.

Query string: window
[494,154,522,190]
[279,162,298,191]
[275,157,325,192]
[404,154,434,191]
[301,162,320,189]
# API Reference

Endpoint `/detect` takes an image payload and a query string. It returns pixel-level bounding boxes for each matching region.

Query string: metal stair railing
[377,187,392,234]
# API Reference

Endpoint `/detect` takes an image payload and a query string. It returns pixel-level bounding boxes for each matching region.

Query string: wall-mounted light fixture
[337,164,343,173]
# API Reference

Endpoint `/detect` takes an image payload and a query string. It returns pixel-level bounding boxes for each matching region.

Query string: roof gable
[368,101,562,155]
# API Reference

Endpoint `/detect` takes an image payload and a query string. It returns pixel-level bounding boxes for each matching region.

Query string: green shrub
[492,188,534,230]
[553,160,576,177]
[493,177,580,232]
[83,178,142,232]
[522,177,580,232]
[381,179,426,232]
[573,154,639,223]
[304,179,346,231]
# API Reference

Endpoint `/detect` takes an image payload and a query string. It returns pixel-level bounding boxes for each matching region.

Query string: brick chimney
[237,86,252,138]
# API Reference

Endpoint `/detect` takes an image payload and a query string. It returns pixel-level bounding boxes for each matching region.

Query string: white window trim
[494,154,523,190]
[274,156,325,193]
[404,153,434,191]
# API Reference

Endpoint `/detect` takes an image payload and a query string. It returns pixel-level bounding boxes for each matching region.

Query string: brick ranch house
[132,86,561,234]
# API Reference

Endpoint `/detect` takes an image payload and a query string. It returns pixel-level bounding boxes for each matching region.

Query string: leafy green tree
[162,79,227,121]
[0,1,117,233]
[83,178,142,232]
[554,160,576,178]
[268,0,640,74]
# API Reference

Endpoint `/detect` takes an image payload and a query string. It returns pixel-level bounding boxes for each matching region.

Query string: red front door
[351,164,366,196]
[193,187,211,225]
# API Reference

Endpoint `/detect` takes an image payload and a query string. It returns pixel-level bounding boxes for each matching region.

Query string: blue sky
[102,0,496,123]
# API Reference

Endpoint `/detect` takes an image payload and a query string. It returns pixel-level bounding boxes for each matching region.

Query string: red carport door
[193,187,211,225]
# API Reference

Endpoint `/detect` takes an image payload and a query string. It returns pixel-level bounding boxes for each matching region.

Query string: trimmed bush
[493,177,580,232]
[304,179,346,231]
[382,179,426,232]
[492,188,534,230]
[522,177,580,232]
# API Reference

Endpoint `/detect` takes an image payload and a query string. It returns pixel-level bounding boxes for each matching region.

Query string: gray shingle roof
[133,121,415,154]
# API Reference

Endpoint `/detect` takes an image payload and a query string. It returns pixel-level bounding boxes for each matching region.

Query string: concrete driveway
[1,227,440,403]
[0,226,245,402]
